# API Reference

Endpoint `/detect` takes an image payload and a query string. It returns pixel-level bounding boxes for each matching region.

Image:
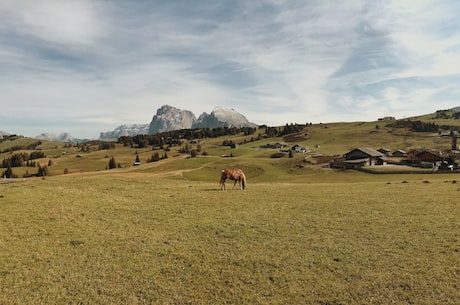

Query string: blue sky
[1,0,460,138]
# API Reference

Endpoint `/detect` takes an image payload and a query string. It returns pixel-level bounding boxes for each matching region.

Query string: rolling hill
[2,107,460,181]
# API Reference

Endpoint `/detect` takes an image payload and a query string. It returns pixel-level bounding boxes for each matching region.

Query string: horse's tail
[240,171,247,190]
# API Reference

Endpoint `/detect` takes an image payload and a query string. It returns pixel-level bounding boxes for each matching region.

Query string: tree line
[388,120,460,133]
[115,124,311,150]
[1,151,46,168]
[117,126,258,149]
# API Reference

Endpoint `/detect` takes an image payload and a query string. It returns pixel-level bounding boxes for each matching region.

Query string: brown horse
[220,168,247,190]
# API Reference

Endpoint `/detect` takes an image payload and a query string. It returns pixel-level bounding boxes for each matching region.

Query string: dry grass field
[1,173,459,304]
[1,116,460,304]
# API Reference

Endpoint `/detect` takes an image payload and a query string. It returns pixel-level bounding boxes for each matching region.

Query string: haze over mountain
[35,133,85,143]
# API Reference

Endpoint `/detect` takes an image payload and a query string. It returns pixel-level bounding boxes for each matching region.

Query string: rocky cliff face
[192,106,257,129]
[148,105,196,134]
[98,105,256,139]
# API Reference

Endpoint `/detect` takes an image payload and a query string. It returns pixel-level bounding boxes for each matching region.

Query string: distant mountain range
[0,105,256,143]
[98,105,257,141]
[99,124,150,142]
[34,132,83,143]
[4,106,460,143]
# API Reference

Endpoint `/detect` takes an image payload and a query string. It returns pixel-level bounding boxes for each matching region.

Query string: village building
[344,147,385,166]
[406,149,444,165]
[291,144,309,153]
[377,148,391,156]
[392,149,407,157]
[133,154,141,166]
[331,148,385,168]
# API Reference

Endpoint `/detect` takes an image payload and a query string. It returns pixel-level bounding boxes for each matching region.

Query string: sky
[1,0,460,139]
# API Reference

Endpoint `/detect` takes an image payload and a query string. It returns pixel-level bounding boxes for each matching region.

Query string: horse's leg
[220,178,226,190]
[232,179,238,189]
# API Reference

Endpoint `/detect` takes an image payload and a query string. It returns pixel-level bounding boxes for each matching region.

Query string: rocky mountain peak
[148,105,196,134]
[98,105,256,139]
[99,124,149,141]
[192,106,257,129]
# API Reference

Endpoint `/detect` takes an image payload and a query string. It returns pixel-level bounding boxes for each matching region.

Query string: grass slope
[1,114,460,304]
[1,111,459,179]
[0,176,459,304]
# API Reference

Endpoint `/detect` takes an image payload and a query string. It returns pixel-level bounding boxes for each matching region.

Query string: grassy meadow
[1,117,460,304]
[1,174,459,304]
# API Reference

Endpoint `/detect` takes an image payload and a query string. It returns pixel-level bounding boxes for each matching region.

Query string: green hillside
[2,109,460,181]
[1,112,459,304]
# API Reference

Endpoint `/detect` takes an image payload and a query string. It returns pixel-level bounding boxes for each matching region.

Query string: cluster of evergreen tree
[263,123,307,138]
[222,139,235,147]
[1,151,45,168]
[388,120,439,132]
[2,166,15,178]
[37,165,49,177]
[147,151,168,162]
[2,162,49,179]
[74,141,115,152]
[98,142,116,150]
[410,121,439,132]
[117,126,258,149]
[107,157,119,169]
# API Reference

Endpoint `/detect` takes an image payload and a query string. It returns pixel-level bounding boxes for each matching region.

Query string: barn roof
[345,148,383,157]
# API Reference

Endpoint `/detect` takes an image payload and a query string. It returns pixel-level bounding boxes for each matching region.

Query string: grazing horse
[220,168,247,190]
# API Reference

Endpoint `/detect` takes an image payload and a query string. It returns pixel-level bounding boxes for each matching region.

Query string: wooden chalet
[330,148,385,168]
[343,148,385,167]
[291,144,309,153]
[406,149,444,164]
[392,149,407,157]
[377,148,391,156]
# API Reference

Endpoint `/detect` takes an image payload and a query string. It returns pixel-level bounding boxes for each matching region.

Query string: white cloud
[1,0,460,137]
[0,0,107,47]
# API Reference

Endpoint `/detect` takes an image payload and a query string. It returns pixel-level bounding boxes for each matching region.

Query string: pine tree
[108,157,117,169]
[152,152,160,162]
[4,165,13,178]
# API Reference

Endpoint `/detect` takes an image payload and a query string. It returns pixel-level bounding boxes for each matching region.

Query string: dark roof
[345,148,383,158]
[418,149,443,157]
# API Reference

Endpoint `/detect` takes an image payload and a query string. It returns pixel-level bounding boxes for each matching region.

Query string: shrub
[270,152,285,158]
